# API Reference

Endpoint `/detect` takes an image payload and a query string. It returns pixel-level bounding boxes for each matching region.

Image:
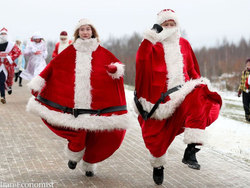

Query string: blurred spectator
[238,58,250,122]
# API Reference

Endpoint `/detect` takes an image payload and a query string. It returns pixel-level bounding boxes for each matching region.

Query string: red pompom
[105,64,117,73]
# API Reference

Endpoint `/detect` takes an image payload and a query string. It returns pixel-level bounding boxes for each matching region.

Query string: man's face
[160,20,176,28]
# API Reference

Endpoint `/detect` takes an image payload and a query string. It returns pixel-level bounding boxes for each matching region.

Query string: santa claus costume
[20,33,48,81]
[14,40,26,87]
[52,31,72,58]
[135,9,222,185]
[0,28,21,104]
[26,19,130,176]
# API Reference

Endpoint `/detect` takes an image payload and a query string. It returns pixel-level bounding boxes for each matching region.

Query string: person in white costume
[20,33,48,80]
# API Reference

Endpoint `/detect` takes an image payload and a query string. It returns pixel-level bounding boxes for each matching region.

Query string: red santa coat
[0,42,21,87]
[27,38,130,165]
[135,28,222,167]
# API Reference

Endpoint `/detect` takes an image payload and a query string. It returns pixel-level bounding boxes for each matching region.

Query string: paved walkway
[0,81,250,188]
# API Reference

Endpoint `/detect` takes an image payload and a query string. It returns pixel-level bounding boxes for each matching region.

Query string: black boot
[7,87,12,95]
[182,144,201,170]
[85,171,94,177]
[19,77,22,87]
[14,73,18,82]
[245,114,250,122]
[68,160,77,170]
[153,166,164,185]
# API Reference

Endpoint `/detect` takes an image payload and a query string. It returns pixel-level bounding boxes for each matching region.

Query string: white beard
[60,39,68,44]
[161,27,181,42]
[0,35,8,44]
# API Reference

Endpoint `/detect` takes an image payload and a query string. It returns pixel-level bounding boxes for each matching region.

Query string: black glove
[152,24,163,33]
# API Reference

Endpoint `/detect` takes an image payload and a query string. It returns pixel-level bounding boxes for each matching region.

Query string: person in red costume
[134,9,222,185]
[52,31,72,58]
[0,27,21,104]
[26,19,130,177]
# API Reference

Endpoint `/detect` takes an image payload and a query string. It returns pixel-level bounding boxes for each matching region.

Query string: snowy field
[125,87,250,163]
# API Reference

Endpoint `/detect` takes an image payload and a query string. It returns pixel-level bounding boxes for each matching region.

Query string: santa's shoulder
[93,45,116,58]
[179,37,192,48]
[58,44,75,55]
[50,45,75,63]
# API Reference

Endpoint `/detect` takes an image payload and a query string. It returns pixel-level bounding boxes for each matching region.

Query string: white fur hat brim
[75,18,93,31]
[156,9,179,27]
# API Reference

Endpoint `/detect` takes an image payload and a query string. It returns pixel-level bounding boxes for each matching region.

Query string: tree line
[44,34,250,91]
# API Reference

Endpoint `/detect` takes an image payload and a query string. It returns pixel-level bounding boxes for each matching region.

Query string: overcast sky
[2,0,250,49]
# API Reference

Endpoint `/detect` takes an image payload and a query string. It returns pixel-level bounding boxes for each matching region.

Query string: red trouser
[42,119,126,163]
[5,63,15,87]
[138,85,221,158]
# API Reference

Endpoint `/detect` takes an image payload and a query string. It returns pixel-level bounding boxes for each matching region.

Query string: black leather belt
[37,95,127,118]
[134,85,182,121]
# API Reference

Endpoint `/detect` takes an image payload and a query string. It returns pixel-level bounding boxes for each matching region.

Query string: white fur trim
[162,34,183,89]
[74,51,92,109]
[60,36,68,39]
[65,147,85,162]
[183,128,207,145]
[5,41,15,53]
[75,19,93,31]
[27,75,45,92]
[26,96,131,131]
[73,38,98,109]
[137,78,210,120]
[108,62,125,79]
[73,38,99,53]
[143,27,180,45]
[58,40,69,54]
[6,56,13,64]
[143,29,161,45]
[157,9,179,27]
[149,153,167,167]
[81,160,97,172]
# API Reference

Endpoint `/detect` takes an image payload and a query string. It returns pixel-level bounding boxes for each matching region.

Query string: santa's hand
[105,64,117,74]
[151,24,163,33]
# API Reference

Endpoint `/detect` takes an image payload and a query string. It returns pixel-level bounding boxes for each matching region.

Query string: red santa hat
[60,31,68,36]
[0,27,8,35]
[60,31,68,39]
[156,9,179,27]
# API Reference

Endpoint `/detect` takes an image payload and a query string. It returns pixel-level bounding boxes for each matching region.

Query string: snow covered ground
[125,87,250,163]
